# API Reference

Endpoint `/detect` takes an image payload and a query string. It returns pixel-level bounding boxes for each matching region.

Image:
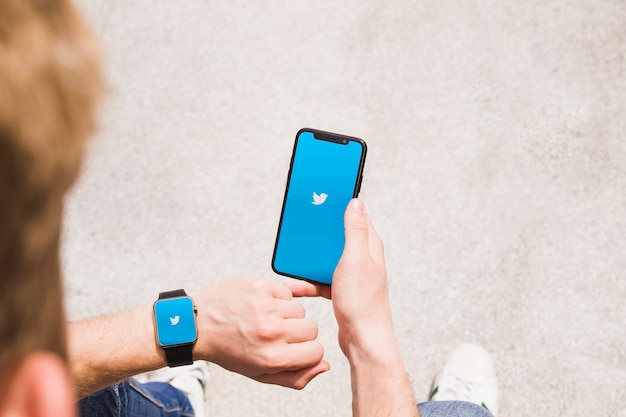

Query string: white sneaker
[429,343,498,417]
[134,361,210,416]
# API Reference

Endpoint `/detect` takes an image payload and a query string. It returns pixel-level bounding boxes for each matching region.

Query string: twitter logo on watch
[312,192,328,205]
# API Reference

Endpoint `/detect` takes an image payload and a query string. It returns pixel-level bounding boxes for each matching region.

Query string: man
[0,1,496,416]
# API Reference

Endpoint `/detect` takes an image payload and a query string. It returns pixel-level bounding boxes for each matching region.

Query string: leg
[78,379,195,417]
[418,401,494,417]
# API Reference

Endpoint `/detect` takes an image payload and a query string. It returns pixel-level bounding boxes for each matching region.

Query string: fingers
[254,360,331,390]
[283,318,319,343]
[280,340,324,370]
[271,281,294,300]
[277,299,306,318]
[254,315,318,343]
[283,279,332,299]
[252,339,324,375]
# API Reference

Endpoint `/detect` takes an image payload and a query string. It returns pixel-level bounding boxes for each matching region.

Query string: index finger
[271,281,294,300]
[283,279,331,299]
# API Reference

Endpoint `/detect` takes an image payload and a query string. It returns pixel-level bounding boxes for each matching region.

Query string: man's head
[0,0,102,414]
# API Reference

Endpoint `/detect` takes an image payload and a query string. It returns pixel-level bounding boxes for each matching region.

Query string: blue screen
[273,131,365,284]
[154,297,197,346]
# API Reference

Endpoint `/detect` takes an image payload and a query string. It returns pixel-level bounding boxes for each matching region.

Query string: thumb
[341,199,370,265]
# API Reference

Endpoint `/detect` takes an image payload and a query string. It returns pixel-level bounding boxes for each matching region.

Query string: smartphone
[272,128,367,285]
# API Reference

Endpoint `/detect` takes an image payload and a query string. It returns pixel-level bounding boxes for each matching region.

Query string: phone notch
[272,128,367,285]
[313,130,350,145]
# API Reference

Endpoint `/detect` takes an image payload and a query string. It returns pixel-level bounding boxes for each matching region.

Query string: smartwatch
[153,289,198,367]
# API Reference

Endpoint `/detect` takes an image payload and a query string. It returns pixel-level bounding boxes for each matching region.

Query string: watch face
[154,297,197,347]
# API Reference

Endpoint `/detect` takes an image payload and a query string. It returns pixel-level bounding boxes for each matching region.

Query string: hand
[190,276,329,389]
[285,200,419,417]
[286,199,396,359]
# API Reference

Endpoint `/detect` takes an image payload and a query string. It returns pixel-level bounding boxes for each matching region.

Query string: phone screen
[272,129,367,285]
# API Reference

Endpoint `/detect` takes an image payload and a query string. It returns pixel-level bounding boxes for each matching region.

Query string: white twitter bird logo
[169,316,180,326]
[312,192,328,205]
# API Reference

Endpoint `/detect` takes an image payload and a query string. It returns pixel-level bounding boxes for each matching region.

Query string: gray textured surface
[64,1,626,416]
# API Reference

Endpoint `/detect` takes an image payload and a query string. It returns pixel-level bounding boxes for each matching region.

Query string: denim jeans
[78,379,194,417]
[79,380,492,417]
[419,400,493,417]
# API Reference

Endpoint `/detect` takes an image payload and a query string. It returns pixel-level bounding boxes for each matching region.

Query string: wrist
[153,289,197,367]
[187,289,215,363]
[340,323,403,367]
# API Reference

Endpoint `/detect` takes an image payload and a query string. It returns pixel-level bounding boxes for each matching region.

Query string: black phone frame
[271,128,368,286]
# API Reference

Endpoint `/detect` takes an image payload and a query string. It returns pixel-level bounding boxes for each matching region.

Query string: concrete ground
[65,1,626,416]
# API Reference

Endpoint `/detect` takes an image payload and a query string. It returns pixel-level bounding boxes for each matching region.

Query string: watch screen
[154,297,197,346]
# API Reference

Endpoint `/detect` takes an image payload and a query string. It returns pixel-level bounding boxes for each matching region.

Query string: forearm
[67,277,329,397]
[345,331,420,417]
[68,304,166,398]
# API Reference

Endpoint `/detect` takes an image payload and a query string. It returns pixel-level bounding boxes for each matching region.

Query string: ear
[0,352,76,417]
